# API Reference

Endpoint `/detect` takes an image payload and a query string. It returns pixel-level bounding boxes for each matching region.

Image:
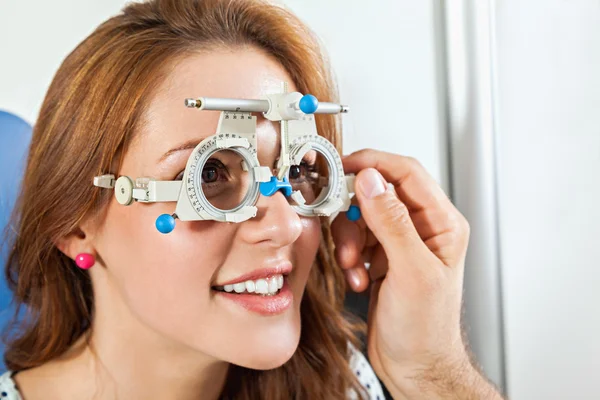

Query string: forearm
[384,356,504,400]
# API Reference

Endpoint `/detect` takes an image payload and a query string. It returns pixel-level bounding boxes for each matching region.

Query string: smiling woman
[1,0,384,399]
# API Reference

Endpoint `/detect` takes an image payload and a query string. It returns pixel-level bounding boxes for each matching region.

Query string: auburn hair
[3,0,367,398]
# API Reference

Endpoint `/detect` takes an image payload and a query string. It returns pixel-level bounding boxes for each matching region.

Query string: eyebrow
[159,139,201,163]
[159,115,275,163]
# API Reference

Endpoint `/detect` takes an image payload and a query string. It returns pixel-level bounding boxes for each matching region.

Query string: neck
[84,317,230,400]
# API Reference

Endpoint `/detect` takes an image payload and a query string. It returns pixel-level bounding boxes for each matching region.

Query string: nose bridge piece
[259,176,292,198]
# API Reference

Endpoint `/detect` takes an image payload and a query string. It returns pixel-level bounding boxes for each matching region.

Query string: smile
[212,274,293,316]
[212,274,284,296]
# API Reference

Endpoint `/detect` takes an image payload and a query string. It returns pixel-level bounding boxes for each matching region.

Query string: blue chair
[0,110,32,368]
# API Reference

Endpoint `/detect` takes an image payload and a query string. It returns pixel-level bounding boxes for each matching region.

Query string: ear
[55,221,96,261]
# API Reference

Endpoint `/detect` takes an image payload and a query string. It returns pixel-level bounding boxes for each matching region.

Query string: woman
[1,0,503,399]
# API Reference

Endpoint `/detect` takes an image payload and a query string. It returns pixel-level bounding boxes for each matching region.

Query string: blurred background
[1,0,598,398]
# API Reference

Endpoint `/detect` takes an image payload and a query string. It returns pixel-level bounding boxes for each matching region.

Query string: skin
[15,47,320,400]
[333,154,504,399]
[14,46,503,399]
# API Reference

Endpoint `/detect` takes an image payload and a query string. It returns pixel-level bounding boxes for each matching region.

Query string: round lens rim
[190,139,260,221]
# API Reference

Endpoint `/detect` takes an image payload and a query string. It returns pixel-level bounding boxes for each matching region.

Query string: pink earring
[75,253,95,270]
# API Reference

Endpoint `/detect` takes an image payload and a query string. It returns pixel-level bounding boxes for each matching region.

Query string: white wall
[0,0,446,188]
[494,1,600,399]
[0,1,127,124]
[284,0,446,188]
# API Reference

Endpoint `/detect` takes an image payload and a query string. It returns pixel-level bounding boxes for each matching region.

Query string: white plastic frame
[93,86,355,226]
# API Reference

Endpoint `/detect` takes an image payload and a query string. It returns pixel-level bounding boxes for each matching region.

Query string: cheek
[95,201,234,339]
[292,217,322,290]
[302,216,322,253]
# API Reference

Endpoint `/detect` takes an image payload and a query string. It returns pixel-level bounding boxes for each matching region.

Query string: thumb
[355,168,428,261]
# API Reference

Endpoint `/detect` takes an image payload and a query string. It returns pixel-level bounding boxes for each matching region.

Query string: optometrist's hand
[331,149,502,399]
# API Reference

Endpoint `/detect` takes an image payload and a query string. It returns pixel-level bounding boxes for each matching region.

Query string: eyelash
[174,159,227,181]
[173,160,317,181]
[294,160,317,181]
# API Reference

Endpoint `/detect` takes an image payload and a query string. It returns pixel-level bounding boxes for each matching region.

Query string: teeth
[233,283,246,293]
[217,274,285,295]
[268,278,278,293]
[256,279,269,294]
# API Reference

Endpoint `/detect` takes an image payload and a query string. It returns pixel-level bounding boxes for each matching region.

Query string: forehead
[133,46,297,167]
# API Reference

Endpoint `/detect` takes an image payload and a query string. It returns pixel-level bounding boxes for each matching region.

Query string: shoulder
[348,344,386,400]
[0,371,22,400]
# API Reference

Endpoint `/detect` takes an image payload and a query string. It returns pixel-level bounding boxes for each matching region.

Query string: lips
[211,262,294,316]
[213,279,293,316]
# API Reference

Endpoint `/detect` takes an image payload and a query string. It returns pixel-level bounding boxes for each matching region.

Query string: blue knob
[346,205,361,221]
[299,94,319,114]
[156,214,176,234]
[260,176,293,197]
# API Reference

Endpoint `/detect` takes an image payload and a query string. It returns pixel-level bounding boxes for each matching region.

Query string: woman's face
[92,47,321,369]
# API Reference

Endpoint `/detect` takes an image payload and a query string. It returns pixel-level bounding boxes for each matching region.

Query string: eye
[173,159,227,182]
[289,161,316,182]
[201,159,228,185]
[202,165,218,183]
[289,164,302,180]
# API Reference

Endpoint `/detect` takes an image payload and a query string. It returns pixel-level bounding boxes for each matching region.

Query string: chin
[240,345,298,370]
[231,321,301,370]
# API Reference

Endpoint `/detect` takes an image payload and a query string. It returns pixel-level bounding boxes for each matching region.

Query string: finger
[368,245,388,282]
[361,244,375,265]
[353,168,433,268]
[345,266,370,293]
[367,278,383,349]
[345,250,372,292]
[344,149,468,267]
[407,205,470,267]
[365,228,378,248]
[331,214,366,270]
[343,150,452,213]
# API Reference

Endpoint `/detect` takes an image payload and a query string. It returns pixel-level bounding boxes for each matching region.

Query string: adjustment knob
[346,205,361,221]
[114,176,134,206]
[299,94,319,114]
[156,214,176,234]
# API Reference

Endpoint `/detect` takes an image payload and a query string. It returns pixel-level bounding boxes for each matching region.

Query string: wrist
[384,353,500,400]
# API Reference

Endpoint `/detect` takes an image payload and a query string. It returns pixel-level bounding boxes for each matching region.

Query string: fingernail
[346,269,362,289]
[359,168,386,199]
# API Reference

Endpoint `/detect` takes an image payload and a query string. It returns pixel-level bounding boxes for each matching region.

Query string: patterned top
[348,347,386,399]
[0,372,20,400]
[0,348,384,399]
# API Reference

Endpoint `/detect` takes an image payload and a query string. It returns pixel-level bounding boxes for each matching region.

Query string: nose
[237,189,303,247]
